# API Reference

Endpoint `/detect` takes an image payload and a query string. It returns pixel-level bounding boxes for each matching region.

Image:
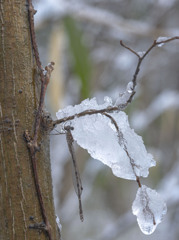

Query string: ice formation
[56,97,167,234]
[156,36,170,47]
[132,185,167,235]
[56,98,155,180]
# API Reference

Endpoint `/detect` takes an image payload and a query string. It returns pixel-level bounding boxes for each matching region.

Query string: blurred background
[33,0,179,239]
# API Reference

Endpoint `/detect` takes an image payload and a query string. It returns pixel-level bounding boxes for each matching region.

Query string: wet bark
[0,1,59,239]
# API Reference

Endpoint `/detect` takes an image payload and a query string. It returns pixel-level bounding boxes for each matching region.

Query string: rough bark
[0,1,59,239]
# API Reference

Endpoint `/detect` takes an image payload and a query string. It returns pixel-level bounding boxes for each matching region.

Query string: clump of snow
[156,36,170,47]
[57,101,155,180]
[56,97,113,119]
[132,185,167,235]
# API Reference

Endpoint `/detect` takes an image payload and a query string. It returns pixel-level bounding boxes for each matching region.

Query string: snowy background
[33,0,179,239]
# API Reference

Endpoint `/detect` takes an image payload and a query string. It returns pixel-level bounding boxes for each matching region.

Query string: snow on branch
[56,99,155,181]
[53,36,179,234]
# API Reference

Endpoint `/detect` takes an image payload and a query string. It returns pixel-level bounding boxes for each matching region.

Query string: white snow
[132,185,167,235]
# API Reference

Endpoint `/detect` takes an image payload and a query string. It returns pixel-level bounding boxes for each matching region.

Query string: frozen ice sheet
[132,185,167,234]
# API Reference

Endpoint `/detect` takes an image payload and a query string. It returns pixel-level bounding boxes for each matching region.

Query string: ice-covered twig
[53,106,120,126]
[102,113,142,187]
[53,37,178,233]
[132,185,167,235]
[101,113,124,145]
[56,100,155,181]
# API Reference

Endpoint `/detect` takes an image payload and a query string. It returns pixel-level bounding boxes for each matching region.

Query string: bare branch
[24,130,53,239]
[33,62,55,146]
[120,36,179,105]
[27,2,55,238]
[120,40,140,58]
[25,62,55,240]
[65,126,84,222]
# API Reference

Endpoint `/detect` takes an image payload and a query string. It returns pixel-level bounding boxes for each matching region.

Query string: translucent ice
[64,110,155,180]
[132,185,167,235]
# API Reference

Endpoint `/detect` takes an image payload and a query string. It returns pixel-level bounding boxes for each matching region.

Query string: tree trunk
[0,1,59,239]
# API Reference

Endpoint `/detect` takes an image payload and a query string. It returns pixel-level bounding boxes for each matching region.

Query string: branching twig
[24,64,54,240]
[26,8,178,234]
[52,37,179,190]
[33,62,55,147]
[53,36,179,129]
[120,36,179,104]
[26,2,55,239]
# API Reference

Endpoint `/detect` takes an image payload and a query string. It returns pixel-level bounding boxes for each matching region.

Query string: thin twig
[101,113,124,144]
[27,2,55,239]
[65,126,84,222]
[143,187,156,225]
[102,113,142,187]
[120,40,140,58]
[53,106,120,127]
[30,63,54,240]
[27,0,44,80]
[24,131,53,240]
[33,62,55,147]
[24,63,55,240]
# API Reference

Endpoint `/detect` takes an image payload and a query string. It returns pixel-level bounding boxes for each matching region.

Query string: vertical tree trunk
[0,1,59,239]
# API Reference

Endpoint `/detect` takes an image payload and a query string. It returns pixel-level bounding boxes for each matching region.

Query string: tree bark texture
[0,1,59,239]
